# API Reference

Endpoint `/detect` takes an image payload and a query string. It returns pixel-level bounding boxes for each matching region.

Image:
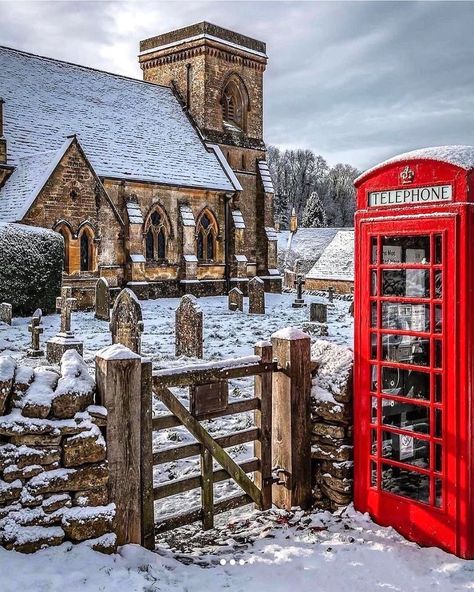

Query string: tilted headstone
[248,277,265,315]
[95,277,111,321]
[27,308,44,358]
[0,303,12,325]
[110,288,144,354]
[292,274,306,308]
[228,287,243,312]
[310,302,328,324]
[175,294,203,358]
[46,286,83,363]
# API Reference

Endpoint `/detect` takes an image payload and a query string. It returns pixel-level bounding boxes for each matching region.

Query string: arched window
[79,228,94,272]
[221,76,249,132]
[196,210,218,262]
[145,207,168,261]
[56,224,71,274]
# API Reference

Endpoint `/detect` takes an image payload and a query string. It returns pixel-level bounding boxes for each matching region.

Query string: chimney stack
[0,99,6,164]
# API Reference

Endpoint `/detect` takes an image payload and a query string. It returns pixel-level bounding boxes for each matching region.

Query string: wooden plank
[254,342,273,510]
[96,348,142,546]
[153,457,260,500]
[154,386,263,506]
[153,427,260,465]
[140,359,155,550]
[155,494,252,534]
[272,329,312,510]
[201,447,214,530]
[153,361,276,388]
[152,398,260,431]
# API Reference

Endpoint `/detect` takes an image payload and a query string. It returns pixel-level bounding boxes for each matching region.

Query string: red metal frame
[354,158,474,558]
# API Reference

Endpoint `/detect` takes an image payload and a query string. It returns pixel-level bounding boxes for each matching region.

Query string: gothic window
[79,228,94,272]
[56,224,71,274]
[196,210,218,262]
[145,207,168,261]
[222,76,249,132]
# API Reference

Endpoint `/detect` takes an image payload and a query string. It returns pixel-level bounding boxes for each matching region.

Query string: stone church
[0,22,280,306]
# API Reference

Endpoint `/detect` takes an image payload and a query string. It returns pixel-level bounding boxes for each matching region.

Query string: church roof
[0,138,74,222]
[306,230,355,282]
[0,46,235,193]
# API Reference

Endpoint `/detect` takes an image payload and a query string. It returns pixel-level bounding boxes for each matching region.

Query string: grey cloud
[0,0,473,169]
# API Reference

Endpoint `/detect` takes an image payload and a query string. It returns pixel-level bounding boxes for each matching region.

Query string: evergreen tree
[302,191,327,227]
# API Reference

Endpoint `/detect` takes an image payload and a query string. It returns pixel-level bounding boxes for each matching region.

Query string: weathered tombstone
[292,274,306,308]
[327,286,335,303]
[110,288,144,355]
[175,294,203,358]
[248,277,265,314]
[46,287,83,363]
[27,308,44,357]
[310,302,327,323]
[228,287,243,312]
[0,302,12,325]
[95,277,111,321]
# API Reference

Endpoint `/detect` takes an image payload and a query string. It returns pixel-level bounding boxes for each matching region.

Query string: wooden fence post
[254,341,273,510]
[96,344,143,546]
[140,358,154,550]
[271,327,312,510]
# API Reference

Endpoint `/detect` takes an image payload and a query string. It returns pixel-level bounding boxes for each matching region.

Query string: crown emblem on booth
[400,165,415,184]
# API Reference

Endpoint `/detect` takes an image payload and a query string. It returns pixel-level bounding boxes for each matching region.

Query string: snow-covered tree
[302,191,327,227]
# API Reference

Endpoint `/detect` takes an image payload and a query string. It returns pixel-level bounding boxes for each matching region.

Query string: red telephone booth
[354,146,474,558]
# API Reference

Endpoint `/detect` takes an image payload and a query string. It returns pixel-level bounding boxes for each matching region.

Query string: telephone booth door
[355,215,457,552]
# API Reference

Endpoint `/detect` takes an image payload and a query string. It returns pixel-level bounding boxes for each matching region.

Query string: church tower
[139,22,280,288]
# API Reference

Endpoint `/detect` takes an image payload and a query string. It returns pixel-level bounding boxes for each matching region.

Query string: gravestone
[46,287,83,363]
[0,303,12,325]
[327,286,335,303]
[248,277,265,315]
[27,308,44,358]
[95,277,111,321]
[175,294,203,358]
[228,287,243,312]
[110,288,144,354]
[292,275,306,308]
[310,302,327,323]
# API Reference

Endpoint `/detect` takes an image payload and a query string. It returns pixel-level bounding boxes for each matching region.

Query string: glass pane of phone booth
[369,233,444,508]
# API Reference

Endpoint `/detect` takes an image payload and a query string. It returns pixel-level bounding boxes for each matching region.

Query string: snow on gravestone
[109,289,144,355]
[95,278,111,321]
[175,294,203,358]
[248,277,265,314]
[228,287,243,312]
[0,303,12,325]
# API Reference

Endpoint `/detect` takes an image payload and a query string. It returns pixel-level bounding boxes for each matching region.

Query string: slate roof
[0,46,235,195]
[306,230,355,282]
[356,145,474,184]
[278,227,343,274]
[0,138,73,222]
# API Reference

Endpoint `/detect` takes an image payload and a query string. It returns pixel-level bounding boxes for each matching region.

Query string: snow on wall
[0,47,234,194]
[306,230,354,282]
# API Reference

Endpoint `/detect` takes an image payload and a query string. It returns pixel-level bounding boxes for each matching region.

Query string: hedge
[0,223,64,316]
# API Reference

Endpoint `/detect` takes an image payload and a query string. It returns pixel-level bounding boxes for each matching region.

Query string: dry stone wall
[310,339,354,511]
[0,350,116,553]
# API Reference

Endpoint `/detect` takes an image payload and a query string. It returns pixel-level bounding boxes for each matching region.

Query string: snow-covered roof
[207,144,242,191]
[0,46,234,192]
[258,161,274,194]
[278,227,343,274]
[306,230,354,282]
[356,145,474,184]
[0,138,73,222]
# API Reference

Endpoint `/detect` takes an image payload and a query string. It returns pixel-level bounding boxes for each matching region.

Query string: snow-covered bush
[0,223,63,316]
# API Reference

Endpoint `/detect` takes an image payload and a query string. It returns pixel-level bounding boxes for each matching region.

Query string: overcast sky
[1,0,473,169]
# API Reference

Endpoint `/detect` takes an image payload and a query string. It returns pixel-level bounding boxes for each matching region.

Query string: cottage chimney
[0,99,6,164]
[289,208,298,233]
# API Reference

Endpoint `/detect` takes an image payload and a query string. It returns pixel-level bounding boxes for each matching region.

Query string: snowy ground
[2,504,474,592]
[2,293,473,590]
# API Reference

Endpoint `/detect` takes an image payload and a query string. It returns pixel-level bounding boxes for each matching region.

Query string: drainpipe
[224,193,233,293]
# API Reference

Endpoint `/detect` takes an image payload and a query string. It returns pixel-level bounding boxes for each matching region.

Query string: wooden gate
[143,342,275,540]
